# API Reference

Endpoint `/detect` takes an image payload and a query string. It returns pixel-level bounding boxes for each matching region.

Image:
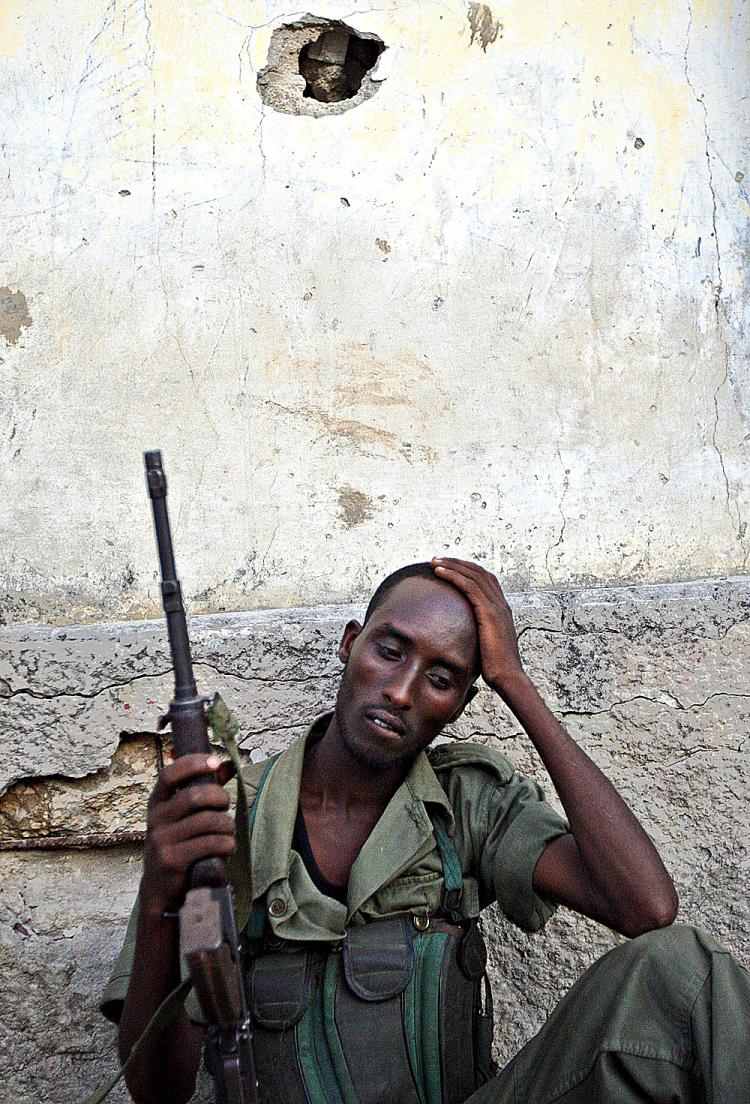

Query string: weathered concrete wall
[2,578,748,1102]
[1,0,749,625]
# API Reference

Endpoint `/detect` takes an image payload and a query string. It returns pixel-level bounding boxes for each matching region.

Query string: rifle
[145,450,258,1104]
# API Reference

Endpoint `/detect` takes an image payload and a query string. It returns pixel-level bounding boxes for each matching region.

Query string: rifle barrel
[144,450,197,700]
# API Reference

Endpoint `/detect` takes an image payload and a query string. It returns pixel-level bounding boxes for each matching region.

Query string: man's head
[334,563,480,771]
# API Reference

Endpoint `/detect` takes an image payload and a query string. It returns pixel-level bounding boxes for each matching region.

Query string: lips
[364,708,406,738]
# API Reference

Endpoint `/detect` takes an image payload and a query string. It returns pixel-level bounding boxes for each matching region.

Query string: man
[102,558,750,1103]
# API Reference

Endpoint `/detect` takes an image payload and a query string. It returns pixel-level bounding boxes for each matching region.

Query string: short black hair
[363,562,438,624]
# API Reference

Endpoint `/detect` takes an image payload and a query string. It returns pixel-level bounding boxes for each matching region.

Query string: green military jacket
[101,714,569,1023]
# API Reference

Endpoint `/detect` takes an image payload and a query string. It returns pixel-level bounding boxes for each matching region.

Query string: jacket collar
[249,712,455,915]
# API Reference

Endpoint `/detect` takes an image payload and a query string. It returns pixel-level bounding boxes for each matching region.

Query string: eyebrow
[376,622,470,678]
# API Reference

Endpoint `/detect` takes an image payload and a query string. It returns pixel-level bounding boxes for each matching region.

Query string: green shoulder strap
[428,808,464,919]
[239,747,280,940]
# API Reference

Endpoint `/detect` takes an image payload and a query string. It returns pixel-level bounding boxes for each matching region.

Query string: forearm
[118,893,203,1104]
[497,670,678,932]
[428,556,677,935]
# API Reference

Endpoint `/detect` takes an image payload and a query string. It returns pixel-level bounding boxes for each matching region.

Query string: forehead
[367,577,479,665]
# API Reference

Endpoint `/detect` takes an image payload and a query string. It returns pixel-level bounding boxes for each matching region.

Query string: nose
[383,663,417,710]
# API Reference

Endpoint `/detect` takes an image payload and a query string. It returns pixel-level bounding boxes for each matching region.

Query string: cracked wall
[1,1,749,624]
[1,578,748,1101]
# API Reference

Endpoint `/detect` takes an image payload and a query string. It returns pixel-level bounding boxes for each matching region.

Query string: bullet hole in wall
[258,17,386,116]
[299,29,384,103]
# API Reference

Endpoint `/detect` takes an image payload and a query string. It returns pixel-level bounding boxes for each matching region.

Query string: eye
[429,673,454,692]
[377,643,401,660]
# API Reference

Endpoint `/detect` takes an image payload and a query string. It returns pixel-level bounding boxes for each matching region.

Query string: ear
[446,682,479,726]
[338,619,363,665]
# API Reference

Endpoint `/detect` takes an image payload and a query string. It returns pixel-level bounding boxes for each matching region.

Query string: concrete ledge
[1,577,748,1102]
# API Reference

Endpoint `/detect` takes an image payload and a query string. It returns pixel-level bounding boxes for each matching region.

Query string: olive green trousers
[468,924,750,1104]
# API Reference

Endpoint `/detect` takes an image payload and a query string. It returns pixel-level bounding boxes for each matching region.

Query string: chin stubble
[335,699,411,772]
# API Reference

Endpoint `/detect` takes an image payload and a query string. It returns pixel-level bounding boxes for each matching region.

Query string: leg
[466,924,750,1104]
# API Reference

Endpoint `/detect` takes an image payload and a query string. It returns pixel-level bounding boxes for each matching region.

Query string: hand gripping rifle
[145,450,258,1104]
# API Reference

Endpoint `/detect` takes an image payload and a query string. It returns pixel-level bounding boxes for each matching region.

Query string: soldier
[102,559,750,1103]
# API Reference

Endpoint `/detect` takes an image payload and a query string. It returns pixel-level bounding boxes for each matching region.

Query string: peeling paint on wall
[467,3,502,51]
[0,288,31,346]
[0,733,161,840]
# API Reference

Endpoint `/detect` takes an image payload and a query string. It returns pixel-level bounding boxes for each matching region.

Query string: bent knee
[623,923,720,975]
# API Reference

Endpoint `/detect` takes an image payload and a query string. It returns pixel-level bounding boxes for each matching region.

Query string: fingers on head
[434,560,494,599]
[434,558,504,600]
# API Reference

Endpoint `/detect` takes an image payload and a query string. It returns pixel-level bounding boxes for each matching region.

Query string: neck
[301,712,409,811]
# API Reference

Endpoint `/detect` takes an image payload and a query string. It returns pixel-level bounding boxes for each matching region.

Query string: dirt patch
[337,485,376,528]
[467,3,502,51]
[0,288,32,346]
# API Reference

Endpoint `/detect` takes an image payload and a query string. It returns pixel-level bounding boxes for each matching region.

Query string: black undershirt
[293,805,349,904]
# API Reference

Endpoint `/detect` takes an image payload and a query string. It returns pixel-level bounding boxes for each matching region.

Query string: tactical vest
[225,763,497,1104]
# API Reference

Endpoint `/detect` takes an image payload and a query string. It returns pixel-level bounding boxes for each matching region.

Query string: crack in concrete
[1,667,174,702]
[562,689,750,719]
[545,447,570,585]
[683,1,744,547]
[518,615,748,646]
[201,661,339,685]
[329,689,749,746]
[142,0,156,208]
[238,719,307,747]
[667,741,746,768]
[1,662,339,702]
[446,728,522,744]
[683,2,723,311]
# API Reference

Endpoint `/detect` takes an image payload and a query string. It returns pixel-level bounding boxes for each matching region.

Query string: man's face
[334,576,480,770]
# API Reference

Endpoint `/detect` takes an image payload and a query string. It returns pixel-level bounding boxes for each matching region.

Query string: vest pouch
[342,917,414,1000]
[248,949,312,1029]
[246,949,317,1104]
[335,918,488,1104]
[331,919,423,1104]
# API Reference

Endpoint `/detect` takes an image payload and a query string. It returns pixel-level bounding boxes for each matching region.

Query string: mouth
[364,709,406,739]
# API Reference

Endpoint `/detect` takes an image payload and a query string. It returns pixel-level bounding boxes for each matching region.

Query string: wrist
[139,877,181,923]
[141,898,179,924]
[487,666,534,702]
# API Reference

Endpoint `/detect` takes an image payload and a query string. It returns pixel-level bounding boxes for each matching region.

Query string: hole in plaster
[257,17,386,117]
[299,29,383,103]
